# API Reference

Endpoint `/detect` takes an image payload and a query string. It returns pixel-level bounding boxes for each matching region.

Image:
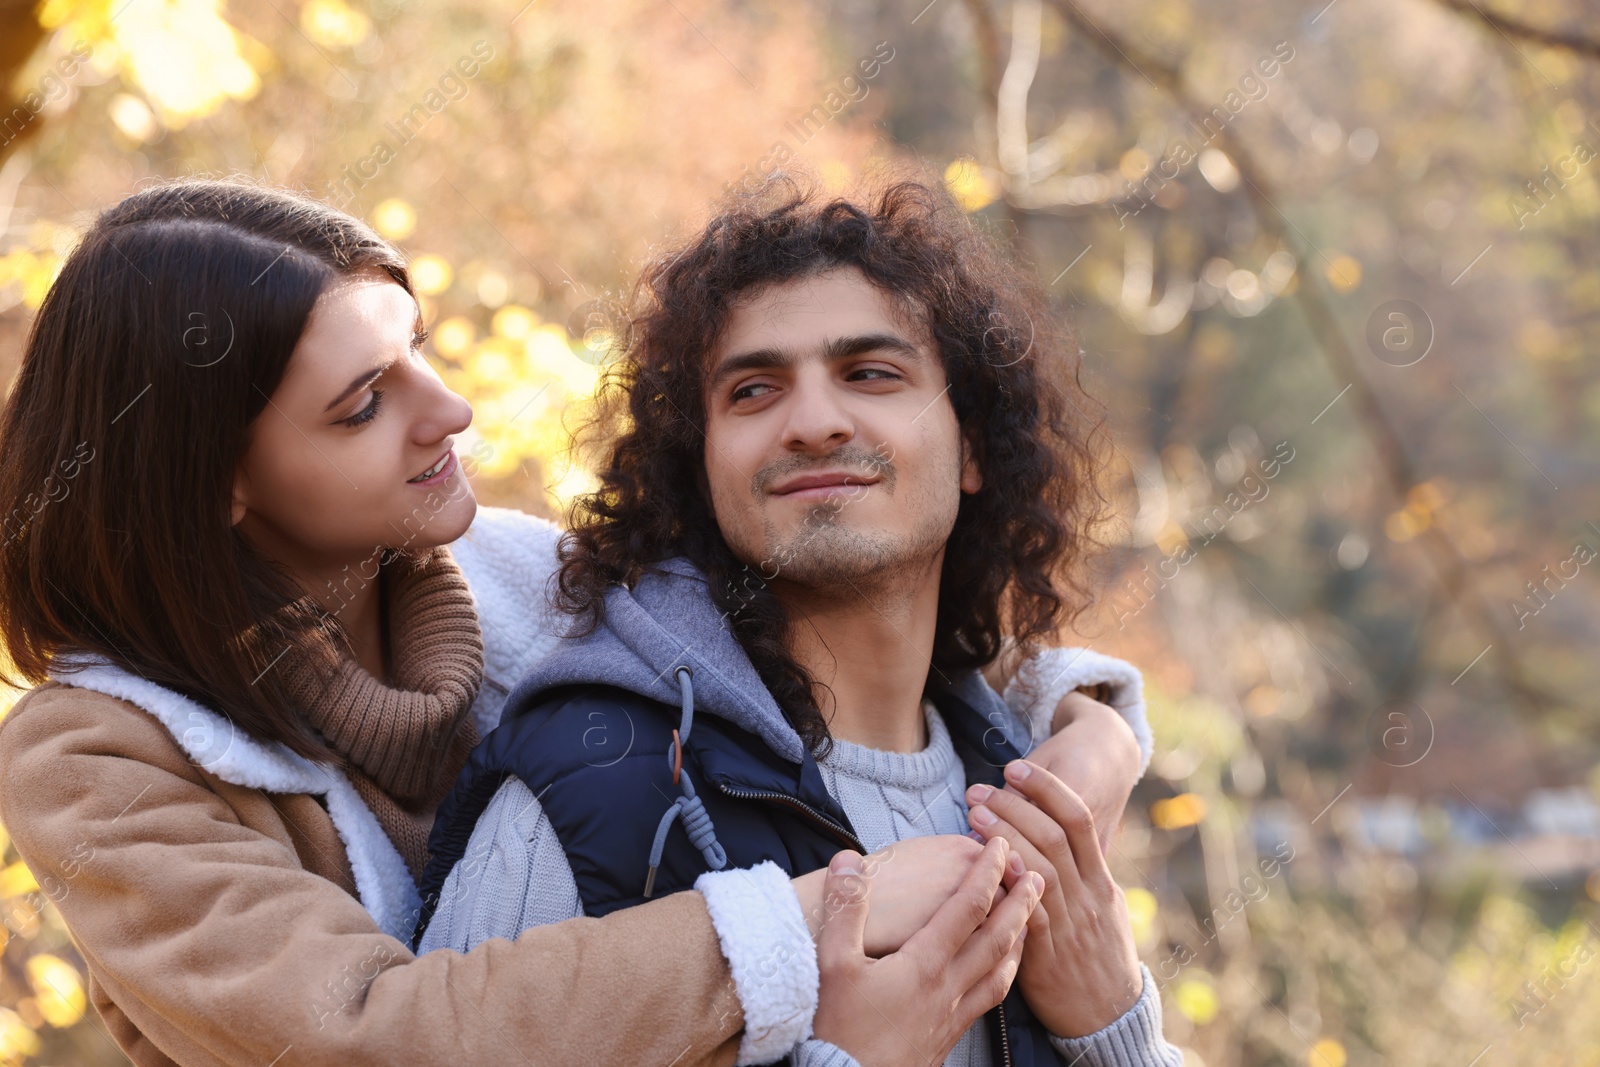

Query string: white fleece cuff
[696,860,819,1065]
[1004,646,1153,777]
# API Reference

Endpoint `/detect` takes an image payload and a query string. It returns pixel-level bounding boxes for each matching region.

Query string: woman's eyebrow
[324,360,397,412]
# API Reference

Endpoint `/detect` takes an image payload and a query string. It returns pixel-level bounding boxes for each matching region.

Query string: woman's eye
[341,389,385,427]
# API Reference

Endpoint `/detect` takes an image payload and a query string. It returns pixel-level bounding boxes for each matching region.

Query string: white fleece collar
[48,657,423,944]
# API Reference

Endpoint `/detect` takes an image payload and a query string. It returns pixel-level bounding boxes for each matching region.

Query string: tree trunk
[0,1,49,169]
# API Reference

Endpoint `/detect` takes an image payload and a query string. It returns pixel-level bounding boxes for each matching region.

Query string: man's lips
[768,471,881,497]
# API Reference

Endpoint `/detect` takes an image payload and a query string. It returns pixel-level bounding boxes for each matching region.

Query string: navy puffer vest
[418,671,1065,1066]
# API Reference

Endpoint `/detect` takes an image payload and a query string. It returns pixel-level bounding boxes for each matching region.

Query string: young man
[416,179,1179,1066]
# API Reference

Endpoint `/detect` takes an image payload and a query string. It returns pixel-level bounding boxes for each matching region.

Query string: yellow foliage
[492,304,539,341]
[944,157,998,212]
[1125,886,1159,948]
[372,199,417,241]
[299,0,371,50]
[0,1007,39,1060]
[1151,793,1208,829]
[410,255,453,296]
[0,249,61,310]
[432,316,477,358]
[1308,1038,1347,1067]
[40,0,261,126]
[1324,254,1362,293]
[26,955,85,1028]
[1173,978,1219,1024]
[0,861,38,899]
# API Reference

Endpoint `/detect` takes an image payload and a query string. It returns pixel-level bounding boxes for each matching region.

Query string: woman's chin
[390,489,478,551]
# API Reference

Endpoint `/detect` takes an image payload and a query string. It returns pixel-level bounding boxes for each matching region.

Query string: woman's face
[231,269,476,589]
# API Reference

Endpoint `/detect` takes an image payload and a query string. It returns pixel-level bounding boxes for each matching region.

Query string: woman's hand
[791,834,987,956]
[810,837,1043,1066]
[1021,689,1141,851]
[965,760,1143,1038]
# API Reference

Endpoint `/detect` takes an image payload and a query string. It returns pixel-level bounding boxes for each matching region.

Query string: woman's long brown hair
[0,179,415,763]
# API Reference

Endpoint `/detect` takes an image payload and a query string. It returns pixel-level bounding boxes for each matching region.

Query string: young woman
[0,180,1150,1066]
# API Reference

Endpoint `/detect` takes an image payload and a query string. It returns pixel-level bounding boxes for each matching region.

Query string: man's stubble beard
[758,481,955,602]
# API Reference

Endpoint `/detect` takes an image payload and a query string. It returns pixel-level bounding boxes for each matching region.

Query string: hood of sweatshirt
[501,557,1027,766]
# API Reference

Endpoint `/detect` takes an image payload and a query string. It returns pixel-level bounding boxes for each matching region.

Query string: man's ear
[959,431,983,494]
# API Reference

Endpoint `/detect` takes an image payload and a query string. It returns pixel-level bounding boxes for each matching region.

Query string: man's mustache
[750,445,897,496]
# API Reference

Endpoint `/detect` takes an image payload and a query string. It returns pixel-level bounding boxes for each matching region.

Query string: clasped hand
[965,759,1143,1038]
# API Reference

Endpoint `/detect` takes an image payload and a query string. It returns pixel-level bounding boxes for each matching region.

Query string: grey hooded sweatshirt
[419,559,1179,1067]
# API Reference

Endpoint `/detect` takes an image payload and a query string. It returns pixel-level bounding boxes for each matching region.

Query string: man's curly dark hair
[557,173,1108,755]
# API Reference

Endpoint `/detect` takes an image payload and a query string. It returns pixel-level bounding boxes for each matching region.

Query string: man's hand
[811,838,1044,1066]
[965,760,1143,1038]
[1019,689,1141,851]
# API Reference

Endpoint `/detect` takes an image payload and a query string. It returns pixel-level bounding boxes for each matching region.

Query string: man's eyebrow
[709,333,922,391]
[823,332,921,362]
[708,347,794,391]
[324,360,396,413]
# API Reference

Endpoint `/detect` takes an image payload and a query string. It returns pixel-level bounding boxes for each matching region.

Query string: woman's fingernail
[967,783,993,803]
[1008,852,1026,876]
[970,806,996,828]
[1006,760,1031,782]
[1029,871,1045,893]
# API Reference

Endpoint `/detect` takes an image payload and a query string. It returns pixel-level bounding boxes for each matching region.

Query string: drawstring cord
[644,666,728,897]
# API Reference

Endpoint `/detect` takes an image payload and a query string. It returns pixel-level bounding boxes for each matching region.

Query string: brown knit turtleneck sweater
[280,545,485,882]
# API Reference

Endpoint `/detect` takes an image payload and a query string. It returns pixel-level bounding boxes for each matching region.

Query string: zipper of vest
[994,1000,1014,1067]
[710,782,867,853]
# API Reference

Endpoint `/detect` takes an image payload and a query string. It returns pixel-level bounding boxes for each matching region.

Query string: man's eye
[731,382,774,402]
[850,367,902,382]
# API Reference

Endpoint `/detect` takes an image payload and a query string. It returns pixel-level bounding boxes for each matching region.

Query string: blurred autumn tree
[3,0,1600,1064]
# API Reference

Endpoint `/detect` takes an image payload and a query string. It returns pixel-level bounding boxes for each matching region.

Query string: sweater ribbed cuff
[696,861,819,1065]
[1047,964,1186,1067]
[790,1038,862,1067]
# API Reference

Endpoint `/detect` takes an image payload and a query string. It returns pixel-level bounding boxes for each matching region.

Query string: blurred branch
[1430,0,1600,61]
[1031,0,1559,713]
[961,0,1028,242]
[995,0,1042,183]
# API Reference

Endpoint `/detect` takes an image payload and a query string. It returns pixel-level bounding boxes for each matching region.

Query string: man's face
[702,266,982,594]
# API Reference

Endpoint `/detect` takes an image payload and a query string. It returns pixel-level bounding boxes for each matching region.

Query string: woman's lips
[407,448,457,486]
